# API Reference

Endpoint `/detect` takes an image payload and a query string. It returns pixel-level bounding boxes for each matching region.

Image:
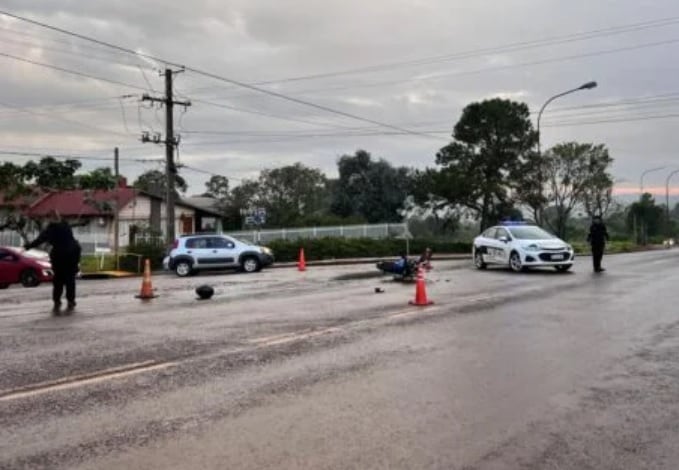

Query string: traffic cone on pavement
[135,258,157,300]
[298,248,306,272]
[409,266,433,306]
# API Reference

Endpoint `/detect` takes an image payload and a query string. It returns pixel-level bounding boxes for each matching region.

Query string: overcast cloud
[2,0,679,196]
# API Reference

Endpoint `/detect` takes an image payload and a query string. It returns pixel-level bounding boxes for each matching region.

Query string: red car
[0,246,54,289]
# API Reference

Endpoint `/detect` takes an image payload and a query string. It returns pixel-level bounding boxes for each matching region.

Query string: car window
[507,226,556,240]
[482,228,497,238]
[185,237,209,249]
[495,228,510,240]
[209,237,235,249]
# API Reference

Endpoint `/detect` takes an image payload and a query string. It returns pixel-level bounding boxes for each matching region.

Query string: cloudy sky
[2,0,679,197]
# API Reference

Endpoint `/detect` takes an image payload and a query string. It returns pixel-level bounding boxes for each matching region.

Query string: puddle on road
[332,272,385,281]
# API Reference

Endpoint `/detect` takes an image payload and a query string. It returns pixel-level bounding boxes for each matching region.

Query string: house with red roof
[19,183,223,252]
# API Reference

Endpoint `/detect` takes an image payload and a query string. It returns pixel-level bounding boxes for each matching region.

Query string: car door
[477,228,499,265]
[492,227,512,264]
[185,237,214,267]
[207,237,238,267]
[0,249,22,284]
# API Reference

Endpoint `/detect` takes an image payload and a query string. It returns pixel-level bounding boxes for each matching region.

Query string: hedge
[265,237,471,262]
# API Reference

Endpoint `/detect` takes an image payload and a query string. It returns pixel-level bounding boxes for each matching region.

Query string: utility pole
[140,68,191,244]
[113,147,120,270]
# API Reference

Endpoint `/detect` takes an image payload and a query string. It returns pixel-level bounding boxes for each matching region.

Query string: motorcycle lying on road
[376,258,419,282]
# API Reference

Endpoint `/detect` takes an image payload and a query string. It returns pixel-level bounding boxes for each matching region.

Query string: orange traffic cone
[135,258,157,300]
[298,247,306,272]
[409,266,433,306]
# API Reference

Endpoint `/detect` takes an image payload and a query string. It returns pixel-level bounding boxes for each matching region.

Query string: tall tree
[433,98,537,230]
[77,167,118,190]
[542,142,613,239]
[256,163,327,227]
[133,169,187,197]
[204,175,230,200]
[331,150,416,223]
[628,193,665,243]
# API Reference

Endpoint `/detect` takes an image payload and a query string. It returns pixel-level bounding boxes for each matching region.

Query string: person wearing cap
[587,215,609,273]
[25,211,82,314]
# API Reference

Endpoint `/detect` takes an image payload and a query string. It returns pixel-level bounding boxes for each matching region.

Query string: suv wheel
[175,261,193,277]
[241,256,261,273]
[20,269,40,287]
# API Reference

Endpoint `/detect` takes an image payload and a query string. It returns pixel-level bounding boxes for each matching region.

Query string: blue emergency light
[499,220,527,226]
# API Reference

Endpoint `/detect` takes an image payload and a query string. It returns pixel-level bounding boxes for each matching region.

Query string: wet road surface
[2,251,679,469]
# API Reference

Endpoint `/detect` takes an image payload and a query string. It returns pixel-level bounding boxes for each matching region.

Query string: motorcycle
[376,257,419,282]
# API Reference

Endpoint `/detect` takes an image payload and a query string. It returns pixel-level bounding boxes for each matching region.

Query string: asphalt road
[2,250,679,469]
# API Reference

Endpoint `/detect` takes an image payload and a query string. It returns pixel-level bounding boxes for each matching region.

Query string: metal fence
[228,223,410,244]
[0,223,410,252]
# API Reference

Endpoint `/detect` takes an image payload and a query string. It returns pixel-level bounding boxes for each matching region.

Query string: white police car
[473,223,575,272]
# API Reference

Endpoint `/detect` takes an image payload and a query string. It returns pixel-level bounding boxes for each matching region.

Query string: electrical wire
[0,149,162,162]
[0,10,446,142]
[0,51,148,91]
[185,15,679,93]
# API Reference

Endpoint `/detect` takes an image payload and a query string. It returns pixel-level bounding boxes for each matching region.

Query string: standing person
[587,215,609,273]
[25,211,82,314]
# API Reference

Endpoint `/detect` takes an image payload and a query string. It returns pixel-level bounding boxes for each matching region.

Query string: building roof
[180,196,223,217]
[27,188,139,217]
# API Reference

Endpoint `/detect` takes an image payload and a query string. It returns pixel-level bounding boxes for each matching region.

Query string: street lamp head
[579,81,598,90]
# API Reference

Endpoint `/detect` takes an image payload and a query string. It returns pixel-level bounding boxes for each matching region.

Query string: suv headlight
[523,244,540,252]
[567,244,573,252]
[261,247,272,255]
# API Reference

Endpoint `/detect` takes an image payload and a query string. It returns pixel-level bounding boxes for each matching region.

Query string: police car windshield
[507,226,556,240]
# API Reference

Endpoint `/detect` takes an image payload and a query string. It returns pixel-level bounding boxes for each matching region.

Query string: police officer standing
[587,215,609,273]
[25,211,82,314]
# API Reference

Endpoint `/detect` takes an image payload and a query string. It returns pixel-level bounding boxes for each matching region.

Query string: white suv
[166,234,274,277]
[473,223,575,272]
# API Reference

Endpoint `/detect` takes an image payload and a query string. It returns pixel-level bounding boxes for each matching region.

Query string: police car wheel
[474,250,487,270]
[509,252,524,272]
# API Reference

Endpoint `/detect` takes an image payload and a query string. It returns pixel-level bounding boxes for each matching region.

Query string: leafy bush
[265,237,471,262]
[124,241,167,270]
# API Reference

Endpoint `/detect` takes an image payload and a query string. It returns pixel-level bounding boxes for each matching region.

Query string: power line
[0,149,162,162]
[287,38,679,95]
[192,98,366,130]
[0,99,132,138]
[187,15,679,93]
[0,51,148,91]
[0,10,446,142]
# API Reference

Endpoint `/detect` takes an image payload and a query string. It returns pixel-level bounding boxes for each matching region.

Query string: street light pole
[535,81,597,224]
[638,166,666,244]
[536,81,598,157]
[665,169,679,237]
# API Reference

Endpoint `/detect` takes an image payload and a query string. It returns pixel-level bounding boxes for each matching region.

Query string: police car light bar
[499,221,528,226]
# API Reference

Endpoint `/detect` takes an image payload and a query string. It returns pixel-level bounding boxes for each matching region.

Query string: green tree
[628,193,665,243]
[23,157,81,190]
[331,150,416,223]
[77,167,118,190]
[256,163,327,227]
[204,175,230,200]
[133,169,187,197]
[542,142,614,239]
[214,179,261,230]
[433,98,537,230]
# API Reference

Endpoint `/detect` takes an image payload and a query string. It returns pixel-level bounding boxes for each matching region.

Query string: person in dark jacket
[587,215,609,273]
[25,212,82,314]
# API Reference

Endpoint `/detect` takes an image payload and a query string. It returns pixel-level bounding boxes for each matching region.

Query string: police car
[473,222,575,272]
